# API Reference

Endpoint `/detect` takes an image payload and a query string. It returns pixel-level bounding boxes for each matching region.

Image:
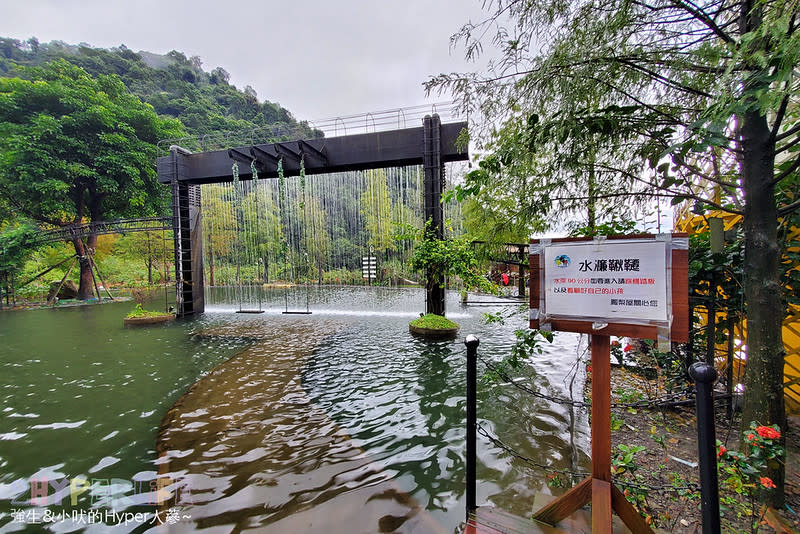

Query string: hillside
[0,37,318,140]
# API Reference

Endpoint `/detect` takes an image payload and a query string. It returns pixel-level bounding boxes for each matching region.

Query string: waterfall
[200,164,465,309]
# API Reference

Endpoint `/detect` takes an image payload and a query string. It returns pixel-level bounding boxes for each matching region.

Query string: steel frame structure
[157,115,468,317]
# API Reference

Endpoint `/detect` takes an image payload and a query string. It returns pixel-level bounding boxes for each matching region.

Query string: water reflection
[1,288,590,533]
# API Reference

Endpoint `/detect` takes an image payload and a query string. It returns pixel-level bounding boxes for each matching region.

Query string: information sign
[530,234,688,342]
[362,256,377,279]
[544,240,668,322]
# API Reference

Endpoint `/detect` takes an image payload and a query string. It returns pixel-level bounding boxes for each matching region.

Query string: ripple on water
[88,455,121,473]
[149,290,590,533]
[157,318,453,534]
[29,420,86,430]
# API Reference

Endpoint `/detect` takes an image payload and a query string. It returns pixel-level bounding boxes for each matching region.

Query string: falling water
[201,164,465,310]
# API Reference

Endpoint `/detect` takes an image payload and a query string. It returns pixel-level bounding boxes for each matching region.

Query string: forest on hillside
[0,37,318,138]
[0,37,467,303]
[0,37,331,302]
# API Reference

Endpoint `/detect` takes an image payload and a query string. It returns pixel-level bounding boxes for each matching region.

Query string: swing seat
[236,310,265,314]
[282,311,312,315]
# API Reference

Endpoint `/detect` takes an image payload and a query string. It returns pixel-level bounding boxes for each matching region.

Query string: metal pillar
[689,362,721,534]
[423,114,445,316]
[170,147,204,317]
[465,335,479,518]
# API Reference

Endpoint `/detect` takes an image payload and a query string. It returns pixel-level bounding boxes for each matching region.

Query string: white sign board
[543,240,668,322]
[362,256,377,279]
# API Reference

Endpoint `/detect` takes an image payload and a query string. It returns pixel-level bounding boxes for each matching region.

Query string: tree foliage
[0,60,184,297]
[0,220,39,277]
[0,38,318,138]
[428,0,799,504]
[361,170,396,254]
[410,221,495,294]
[0,60,184,222]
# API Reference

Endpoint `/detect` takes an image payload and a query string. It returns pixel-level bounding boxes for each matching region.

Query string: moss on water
[126,303,173,319]
[409,314,459,330]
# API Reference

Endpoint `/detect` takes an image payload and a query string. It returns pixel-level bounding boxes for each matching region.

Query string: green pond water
[0,288,590,533]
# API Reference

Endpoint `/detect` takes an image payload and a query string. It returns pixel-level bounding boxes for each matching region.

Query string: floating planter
[124,304,175,326]
[409,314,459,339]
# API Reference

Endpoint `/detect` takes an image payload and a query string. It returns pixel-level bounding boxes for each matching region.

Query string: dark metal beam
[227,148,252,164]
[297,139,328,165]
[158,121,468,185]
[250,146,280,167]
[274,142,302,166]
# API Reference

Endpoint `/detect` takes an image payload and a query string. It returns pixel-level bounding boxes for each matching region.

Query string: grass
[409,313,459,330]
[126,303,173,319]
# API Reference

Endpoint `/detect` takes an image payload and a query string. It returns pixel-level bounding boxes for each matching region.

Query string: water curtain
[200,164,465,309]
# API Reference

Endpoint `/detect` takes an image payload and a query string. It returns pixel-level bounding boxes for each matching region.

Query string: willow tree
[428,0,799,504]
[0,60,184,299]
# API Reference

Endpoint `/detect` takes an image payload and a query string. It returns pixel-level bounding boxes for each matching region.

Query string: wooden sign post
[529,235,688,534]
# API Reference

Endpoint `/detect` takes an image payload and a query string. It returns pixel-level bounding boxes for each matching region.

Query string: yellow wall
[675,209,800,413]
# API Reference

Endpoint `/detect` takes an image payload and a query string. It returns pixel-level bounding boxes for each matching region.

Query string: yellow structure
[674,208,800,413]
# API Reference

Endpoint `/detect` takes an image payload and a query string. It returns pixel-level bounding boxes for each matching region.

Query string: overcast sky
[0,0,490,122]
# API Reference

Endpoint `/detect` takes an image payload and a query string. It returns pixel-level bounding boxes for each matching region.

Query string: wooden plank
[532,477,593,526]
[611,483,655,534]
[468,506,581,534]
[591,336,611,482]
[591,479,612,534]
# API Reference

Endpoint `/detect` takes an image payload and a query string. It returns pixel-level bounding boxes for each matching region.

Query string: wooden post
[533,330,654,534]
[533,334,653,534]
[48,258,77,306]
[90,255,114,300]
[590,335,612,533]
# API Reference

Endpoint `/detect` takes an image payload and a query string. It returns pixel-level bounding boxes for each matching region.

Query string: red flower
[586,365,593,374]
[746,432,756,442]
[623,344,633,352]
[756,426,781,440]
[717,445,727,457]
[611,340,620,346]
[760,477,776,489]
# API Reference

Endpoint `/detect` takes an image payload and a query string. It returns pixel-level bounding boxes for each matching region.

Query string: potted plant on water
[407,221,496,338]
[123,303,175,326]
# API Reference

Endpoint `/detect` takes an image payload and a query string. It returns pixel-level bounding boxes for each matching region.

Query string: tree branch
[778,196,800,217]
[592,162,742,214]
[549,191,743,215]
[772,154,800,185]
[667,0,735,43]
[615,57,713,98]
[0,183,65,227]
[775,122,800,144]
[769,93,791,143]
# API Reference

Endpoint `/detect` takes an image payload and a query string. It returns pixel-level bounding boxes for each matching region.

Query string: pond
[0,287,590,533]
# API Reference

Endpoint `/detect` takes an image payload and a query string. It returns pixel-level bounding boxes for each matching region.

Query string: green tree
[240,183,284,283]
[0,220,39,301]
[428,0,799,504]
[410,221,495,316]
[114,230,171,286]
[0,60,184,299]
[300,196,331,282]
[200,184,242,285]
